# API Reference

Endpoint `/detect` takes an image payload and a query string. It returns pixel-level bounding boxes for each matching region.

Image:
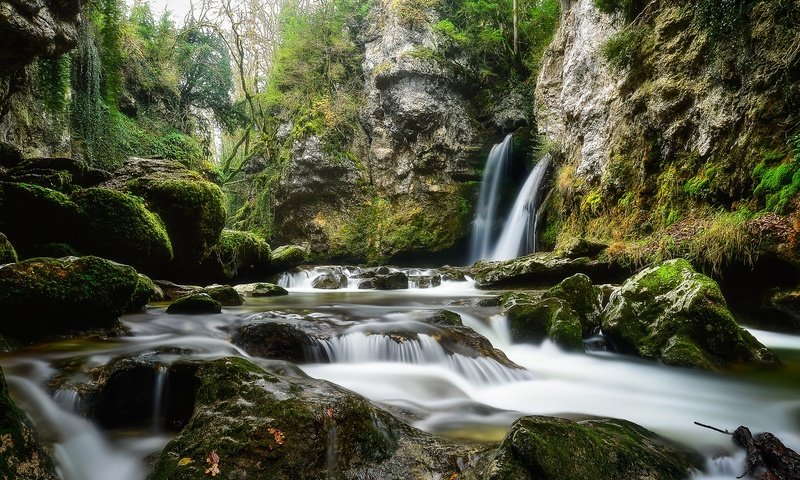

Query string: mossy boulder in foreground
[601,259,777,370]
[0,256,142,341]
[72,187,174,275]
[483,416,699,479]
[0,369,58,479]
[0,182,80,248]
[148,357,487,479]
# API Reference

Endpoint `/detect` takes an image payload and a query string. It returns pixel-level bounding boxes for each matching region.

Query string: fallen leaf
[325,407,334,419]
[205,451,221,477]
[448,473,460,480]
[177,457,193,466]
[207,451,220,465]
[205,464,220,477]
[267,427,285,446]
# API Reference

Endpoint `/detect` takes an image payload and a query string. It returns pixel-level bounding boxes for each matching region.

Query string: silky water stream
[2,274,799,479]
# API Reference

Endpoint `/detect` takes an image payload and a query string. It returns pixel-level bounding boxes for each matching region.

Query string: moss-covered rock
[103,158,226,275]
[471,251,630,289]
[0,368,58,479]
[200,230,271,281]
[126,274,161,312]
[234,282,288,297]
[542,273,603,333]
[0,182,80,247]
[502,295,584,351]
[233,322,319,363]
[0,233,17,264]
[0,256,140,341]
[269,244,308,273]
[483,416,699,479]
[312,273,347,289]
[601,259,777,370]
[374,271,409,290]
[147,357,487,479]
[198,285,243,306]
[72,187,173,275]
[166,293,222,314]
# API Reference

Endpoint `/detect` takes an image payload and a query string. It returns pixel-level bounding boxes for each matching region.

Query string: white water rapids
[1,276,798,479]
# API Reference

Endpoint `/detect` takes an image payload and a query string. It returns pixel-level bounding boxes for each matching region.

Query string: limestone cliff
[537,0,800,251]
[264,0,532,263]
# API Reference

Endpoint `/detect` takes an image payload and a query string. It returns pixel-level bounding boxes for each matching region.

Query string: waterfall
[469,134,514,263]
[313,332,532,385]
[152,366,167,432]
[490,155,551,261]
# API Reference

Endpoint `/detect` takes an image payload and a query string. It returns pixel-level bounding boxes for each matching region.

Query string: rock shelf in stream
[232,309,529,383]
[278,265,446,290]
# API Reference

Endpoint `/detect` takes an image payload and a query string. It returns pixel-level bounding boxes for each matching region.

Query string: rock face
[601,259,777,370]
[0,0,81,77]
[536,0,620,180]
[483,416,699,479]
[0,232,16,264]
[0,256,143,341]
[0,368,58,479]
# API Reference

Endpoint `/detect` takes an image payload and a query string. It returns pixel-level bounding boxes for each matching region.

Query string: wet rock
[471,251,629,289]
[234,282,288,297]
[233,322,320,363]
[483,416,699,479]
[542,273,603,331]
[199,229,271,282]
[198,285,242,306]
[358,278,376,289]
[153,280,199,301]
[148,357,488,479]
[440,266,467,282]
[0,369,58,479]
[374,271,409,290]
[269,244,308,273]
[501,295,584,351]
[71,187,174,276]
[102,158,226,276]
[165,293,221,315]
[761,286,800,333]
[312,273,347,289]
[412,274,441,289]
[0,232,17,264]
[375,266,391,275]
[601,259,777,370]
[0,256,140,341]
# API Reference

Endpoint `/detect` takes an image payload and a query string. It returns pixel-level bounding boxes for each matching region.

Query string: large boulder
[312,273,347,289]
[501,295,584,351]
[146,357,487,479]
[269,244,308,273]
[71,187,173,275]
[234,282,288,298]
[0,369,58,479]
[0,182,80,250]
[0,256,141,341]
[373,271,409,290]
[482,416,699,479]
[0,232,17,264]
[542,273,604,331]
[165,293,222,315]
[600,259,777,370]
[199,229,271,282]
[102,158,226,275]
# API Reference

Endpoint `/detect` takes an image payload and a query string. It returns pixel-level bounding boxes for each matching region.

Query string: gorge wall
[537,0,800,253]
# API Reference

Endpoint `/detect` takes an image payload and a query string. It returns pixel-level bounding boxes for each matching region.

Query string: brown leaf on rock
[267,427,285,446]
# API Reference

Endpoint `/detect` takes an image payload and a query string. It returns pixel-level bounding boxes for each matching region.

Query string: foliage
[695,0,756,35]
[435,0,560,84]
[593,0,646,22]
[753,135,800,214]
[34,57,71,114]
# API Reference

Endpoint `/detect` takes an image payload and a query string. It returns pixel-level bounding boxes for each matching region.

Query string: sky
[129,0,195,22]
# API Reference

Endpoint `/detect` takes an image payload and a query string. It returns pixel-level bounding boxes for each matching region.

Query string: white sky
[128,0,195,23]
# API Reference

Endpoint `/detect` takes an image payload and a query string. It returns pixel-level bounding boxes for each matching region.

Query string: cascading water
[490,155,551,261]
[469,134,514,263]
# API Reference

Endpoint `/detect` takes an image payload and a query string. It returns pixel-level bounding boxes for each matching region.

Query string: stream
[2,271,799,480]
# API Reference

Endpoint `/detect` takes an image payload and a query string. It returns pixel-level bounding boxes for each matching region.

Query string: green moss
[270,245,308,273]
[601,26,648,72]
[126,176,226,267]
[0,256,139,340]
[72,187,173,275]
[20,243,80,259]
[166,293,222,314]
[203,229,271,280]
[503,295,584,351]
[0,182,81,248]
[126,273,159,311]
[488,416,697,480]
[752,140,800,214]
[543,273,602,333]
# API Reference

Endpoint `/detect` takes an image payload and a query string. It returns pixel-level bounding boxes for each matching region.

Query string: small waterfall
[152,366,167,432]
[491,155,551,261]
[469,134,514,263]
[314,332,531,385]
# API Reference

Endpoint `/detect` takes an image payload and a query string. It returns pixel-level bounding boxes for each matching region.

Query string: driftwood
[695,422,800,480]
